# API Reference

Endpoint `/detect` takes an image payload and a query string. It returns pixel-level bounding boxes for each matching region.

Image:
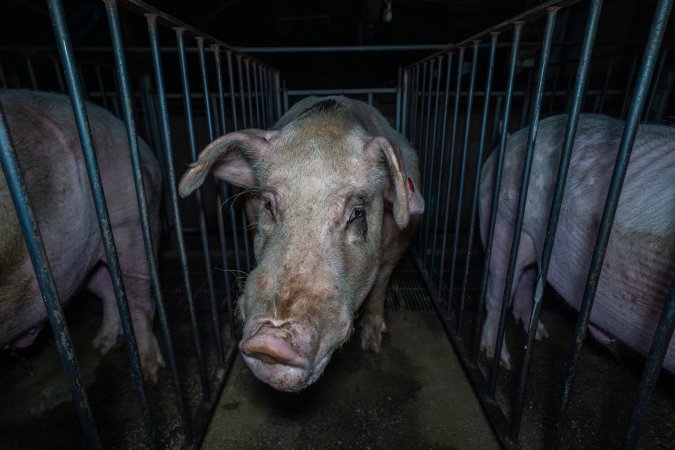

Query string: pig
[179,96,424,391]
[479,113,675,372]
[0,90,165,381]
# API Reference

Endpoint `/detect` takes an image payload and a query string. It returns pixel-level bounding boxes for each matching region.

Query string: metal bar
[416,62,429,167]
[644,47,669,120]
[197,36,225,368]
[459,32,499,344]
[622,282,675,449]
[451,40,481,332]
[274,71,282,121]
[419,59,434,254]
[283,80,289,114]
[213,46,228,134]
[489,8,559,398]
[237,44,448,53]
[251,62,261,127]
[422,55,444,268]
[48,0,154,446]
[25,56,38,89]
[595,58,612,113]
[550,0,673,445]
[226,50,239,130]
[401,69,409,136]
[94,65,110,111]
[52,57,66,92]
[244,58,254,128]
[409,65,420,150]
[430,52,453,273]
[108,2,199,446]
[620,54,639,119]
[237,54,248,128]
[212,45,237,339]
[146,18,210,408]
[438,46,465,300]
[511,0,603,440]
[224,51,243,274]
[472,23,524,364]
[0,88,101,450]
[0,61,6,88]
[241,209,252,271]
[396,65,402,132]
[175,26,213,401]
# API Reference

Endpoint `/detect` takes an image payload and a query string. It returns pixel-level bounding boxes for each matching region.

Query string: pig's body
[179,96,424,391]
[0,90,164,380]
[479,113,675,372]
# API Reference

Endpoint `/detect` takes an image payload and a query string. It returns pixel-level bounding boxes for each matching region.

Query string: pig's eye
[263,197,276,220]
[348,206,365,224]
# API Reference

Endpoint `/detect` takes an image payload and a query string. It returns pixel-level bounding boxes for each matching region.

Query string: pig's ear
[178,129,278,197]
[365,136,425,229]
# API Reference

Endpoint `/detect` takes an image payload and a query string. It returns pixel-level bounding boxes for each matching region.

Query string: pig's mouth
[238,321,334,392]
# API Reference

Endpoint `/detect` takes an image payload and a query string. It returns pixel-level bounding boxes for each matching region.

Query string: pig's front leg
[88,264,122,355]
[359,259,397,352]
[511,267,549,340]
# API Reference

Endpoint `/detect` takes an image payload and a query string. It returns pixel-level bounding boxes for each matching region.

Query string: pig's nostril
[240,332,310,370]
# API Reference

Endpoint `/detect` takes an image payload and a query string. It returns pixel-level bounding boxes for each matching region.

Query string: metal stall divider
[402,0,674,448]
[0,0,284,447]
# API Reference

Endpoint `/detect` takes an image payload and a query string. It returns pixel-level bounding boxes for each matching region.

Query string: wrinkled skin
[479,114,675,372]
[179,96,424,391]
[0,90,164,381]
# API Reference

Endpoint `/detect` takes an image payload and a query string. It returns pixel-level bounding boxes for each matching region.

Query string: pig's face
[179,109,418,391]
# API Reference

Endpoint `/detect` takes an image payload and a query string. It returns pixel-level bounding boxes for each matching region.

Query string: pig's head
[178,106,423,391]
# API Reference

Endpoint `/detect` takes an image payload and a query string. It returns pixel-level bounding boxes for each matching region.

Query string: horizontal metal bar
[236,44,448,53]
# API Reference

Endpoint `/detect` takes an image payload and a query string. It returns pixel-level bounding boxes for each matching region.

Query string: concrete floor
[201,311,500,449]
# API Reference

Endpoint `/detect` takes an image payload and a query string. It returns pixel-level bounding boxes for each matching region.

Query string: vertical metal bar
[282,80,289,114]
[459,32,499,339]
[0,61,6,88]
[368,92,374,105]
[105,1,196,446]
[396,65,402,132]
[52,57,66,92]
[241,209,252,271]
[48,1,155,446]
[25,56,38,89]
[422,55,444,268]
[511,0,603,440]
[244,58,254,128]
[548,65,560,114]
[0,102,101,450]
[644,47,668,121]
[551,0,673,445]
[94,65,110,111]
[226,50,239,130]
[419,59,435,253]
[416,61,428,159]
[622,282,675,449]
[620,54,639,119]
[274,71,283,121]
[430,52,453,273]
[401,69,409,137]
[197,36,226,368]
[519,67,534,129]
[225,51,243,274]
[471,23,524,364]
[489,8,559,398]
[595,59,612,113]
[251,62,261,127]
[213,45,228,134]
[438,46,465,300]
[146,19,212,404]
[236,54,248,128]
[409,65,420,152]
[451,40,480,331]
[174,27,213,401]
[211,45,237,339]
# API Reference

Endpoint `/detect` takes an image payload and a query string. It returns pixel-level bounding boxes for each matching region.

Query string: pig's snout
[239,325,310,370]
[239,320,331,391]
